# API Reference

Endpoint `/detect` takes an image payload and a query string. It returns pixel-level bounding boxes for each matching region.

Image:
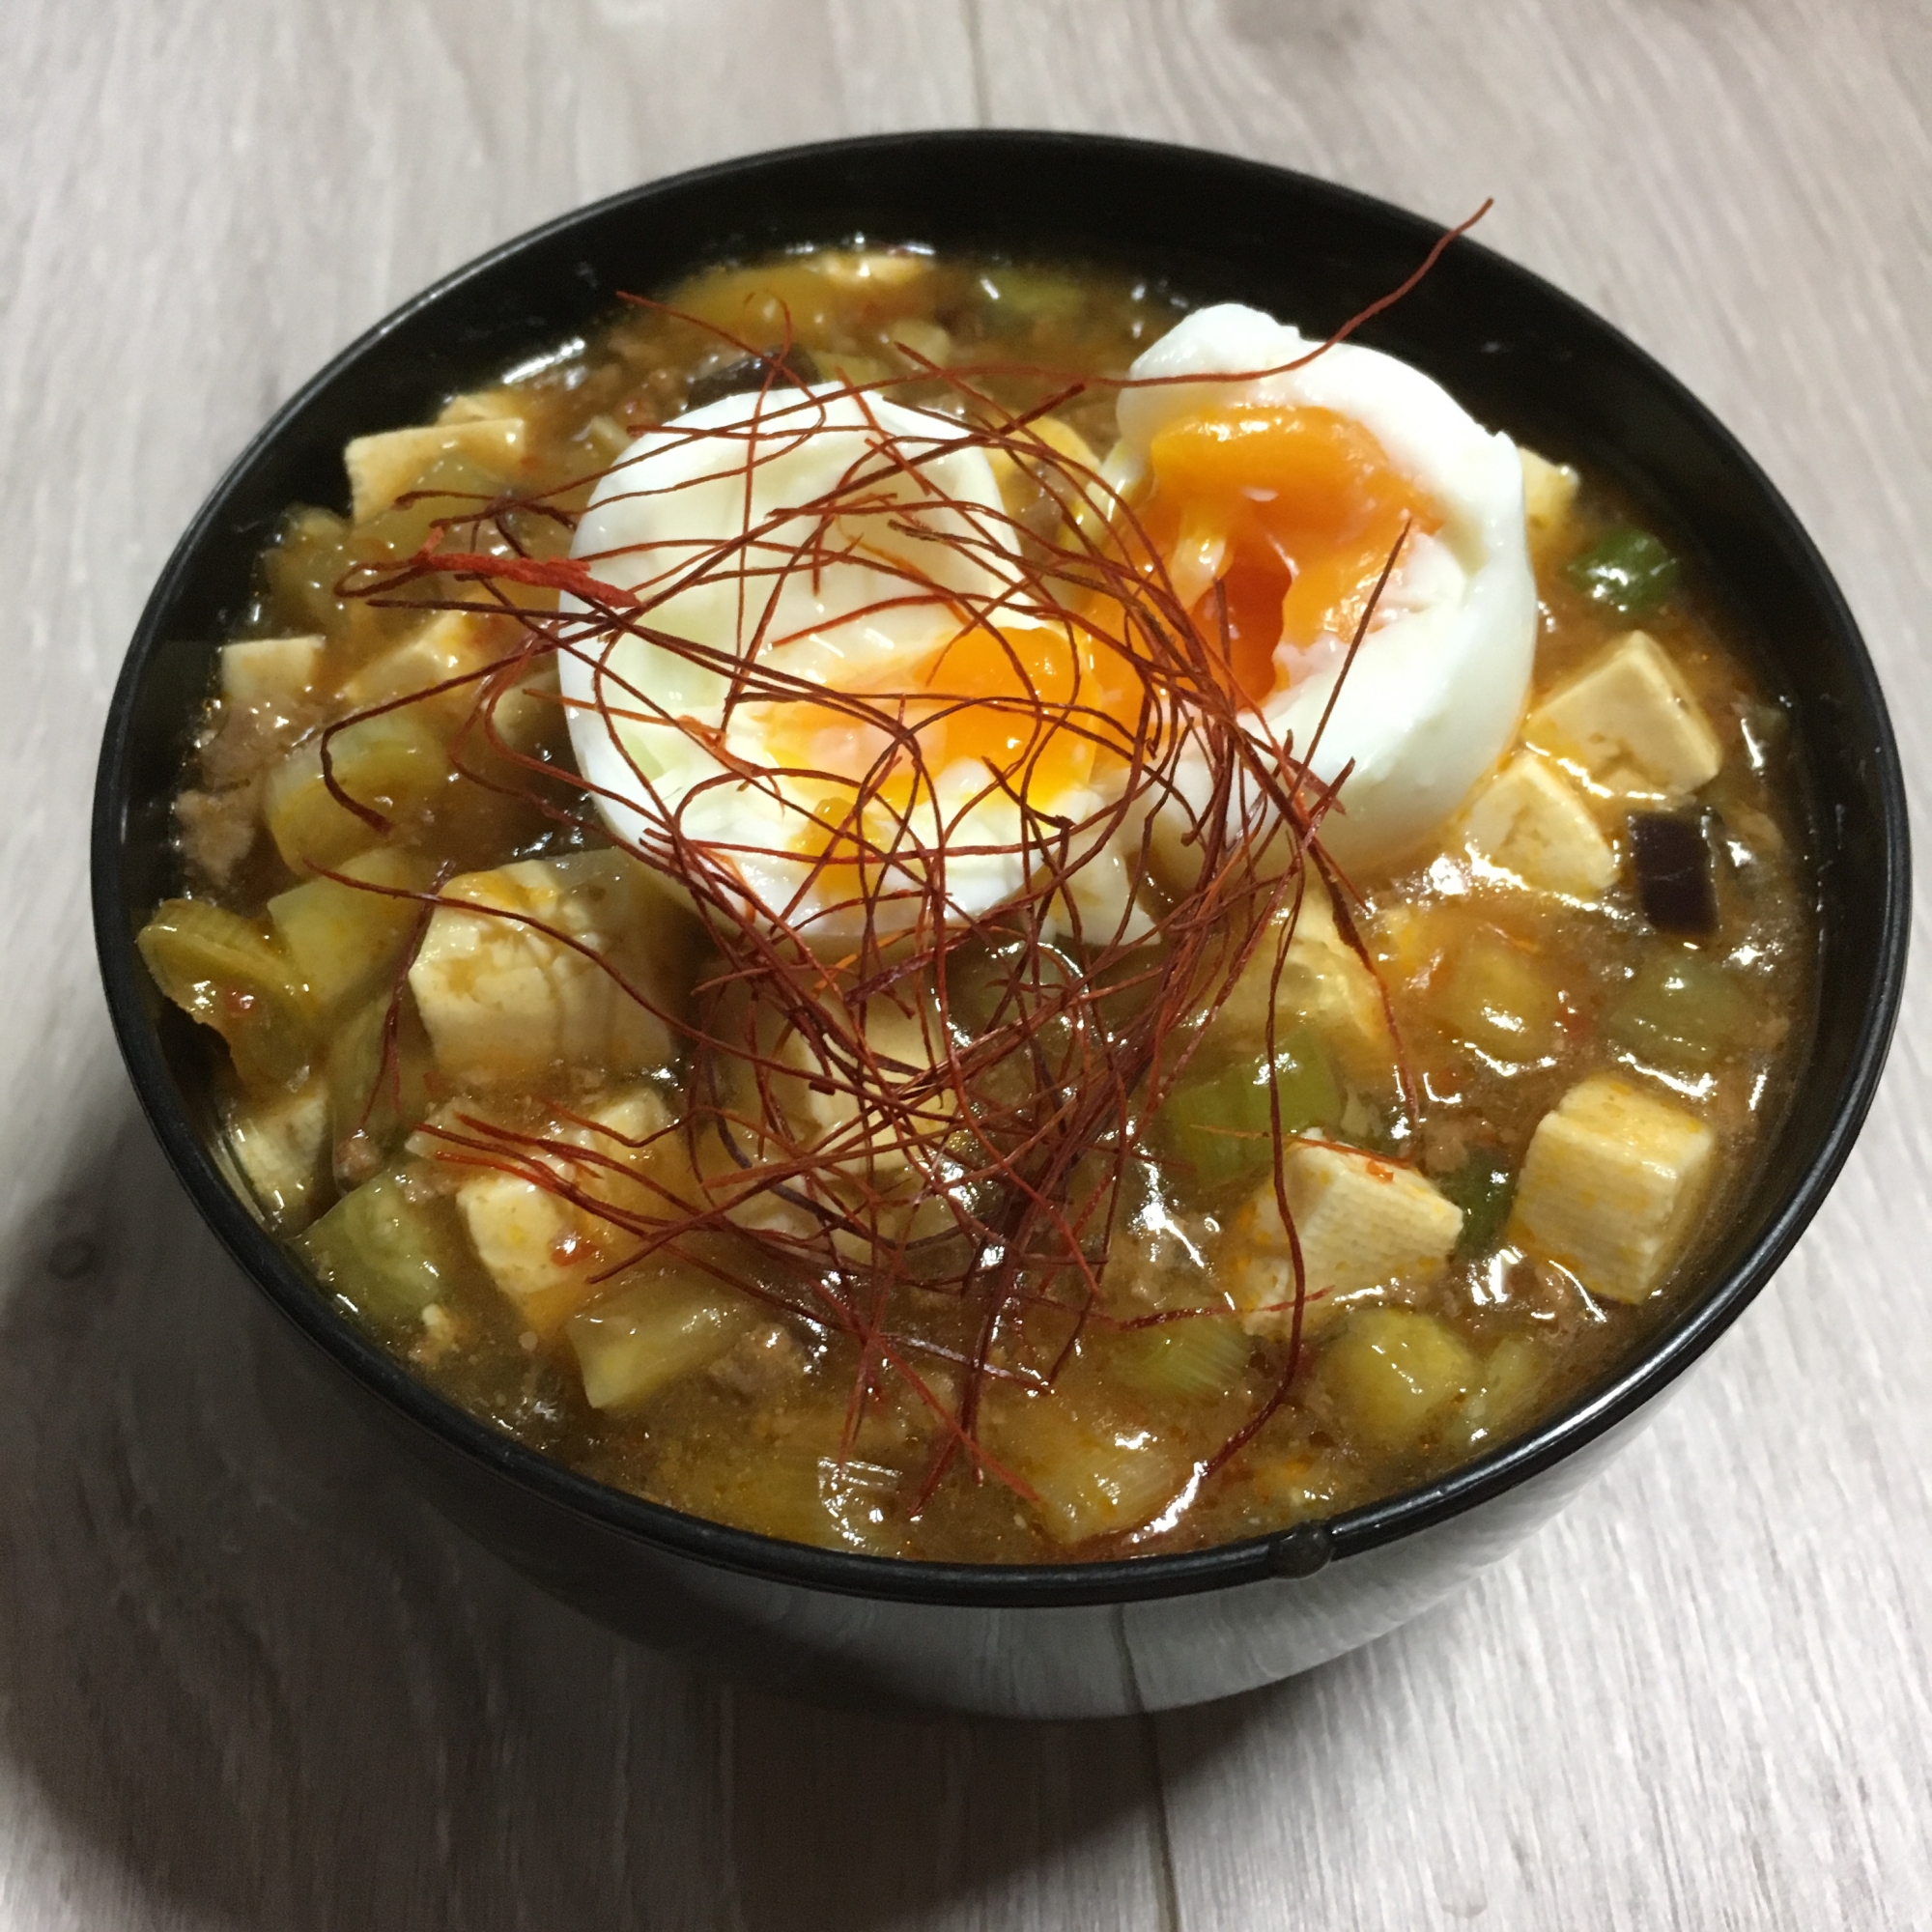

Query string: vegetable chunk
[1229,1144,1463,1341]
[1214,877,1395,1088]
[981,1391,1189,1544]
[408,851,679,1089]
[1157,1025,1342,1192]
[1508,1074,1716,1302]
[136,899,314,1091]
[1564,527,1681,617]
[1432,926,1563,1064]
[267,846,435,1017]
[1315,1308,1479,1452]
[263,712,453,870]
[569,1269,753,1411]
[1527,630,1722,799]
[298,1168,471,1323]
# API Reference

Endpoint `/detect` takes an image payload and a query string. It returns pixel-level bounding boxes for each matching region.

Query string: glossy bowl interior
[92,132,1908,1709]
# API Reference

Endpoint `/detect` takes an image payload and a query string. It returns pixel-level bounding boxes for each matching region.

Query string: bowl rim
[92,128,1912,1611]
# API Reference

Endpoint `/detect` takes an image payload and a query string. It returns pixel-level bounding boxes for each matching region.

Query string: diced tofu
[338,611,510,722]
[439,385,525,425]
[221,635,323,708]
[1508,1074,1716,1302]
[345,417,526,523]
[451,1087,670,1334]
[1217,876,1395,1088]
[1229,1144,1463,1341]
[780,997,953,1177]
[1463,752,1616,896]
[337,610,555,762]
[1527,631,1722,799]
[222,1077,329,1231]
[408,851,679,1089]
[1518,445,1580,535]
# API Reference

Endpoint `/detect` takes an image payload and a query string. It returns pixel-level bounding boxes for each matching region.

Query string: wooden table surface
[5,2,1927,1924]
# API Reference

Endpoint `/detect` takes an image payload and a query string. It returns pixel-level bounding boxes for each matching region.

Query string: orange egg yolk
[766,613,1140,858]
[1139,404,1441,707]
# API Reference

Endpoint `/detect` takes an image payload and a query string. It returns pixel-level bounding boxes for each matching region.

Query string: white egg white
[1109,303,1537,873]
[560,386,1138,946]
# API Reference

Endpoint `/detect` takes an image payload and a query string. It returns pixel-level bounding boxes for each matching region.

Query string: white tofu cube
[1463,752,1616,897]
[439,385,524,425]
[1508,1074,1716,1302]
[345,416,526,523]
[220,635,323,708]
[1527,631,1722,798]
[339,611,504,715]
[1519,445,1580,534]
[451,1088,669,1331]
[222,1077,329,1231]
[780,996,954,1178]
[1229,1144,1463,1341]
[409,852,678,1089]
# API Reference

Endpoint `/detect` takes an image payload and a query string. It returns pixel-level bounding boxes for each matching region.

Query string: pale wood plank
[975,0,1932,1923]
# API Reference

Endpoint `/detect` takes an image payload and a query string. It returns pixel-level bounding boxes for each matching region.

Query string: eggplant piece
[1628,811,1718,932]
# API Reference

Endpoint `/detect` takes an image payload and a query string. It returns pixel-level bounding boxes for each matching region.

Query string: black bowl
[93,131,1908,1718]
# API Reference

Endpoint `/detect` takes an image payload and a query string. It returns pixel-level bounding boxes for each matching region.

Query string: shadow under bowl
[92,131,1909,1719]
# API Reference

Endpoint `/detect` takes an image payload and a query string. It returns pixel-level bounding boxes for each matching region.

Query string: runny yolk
[908,619,1137,801]
[1139,404,1442,707]
[764,614,1140,867]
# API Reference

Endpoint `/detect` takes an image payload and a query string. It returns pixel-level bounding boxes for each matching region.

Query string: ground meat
[179,693,328,885]
[1421,1120,1474,1177]
[175,781,263,887]
[708,1321,807,1399]
[197,696,315,791]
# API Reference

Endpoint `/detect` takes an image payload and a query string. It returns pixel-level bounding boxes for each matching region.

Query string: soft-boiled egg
[560,386,1142,946]
[563,309,1536,947]
[1108,302,1536,872]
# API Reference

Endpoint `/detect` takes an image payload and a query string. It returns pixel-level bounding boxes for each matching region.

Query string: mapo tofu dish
[137,244,1814,1561]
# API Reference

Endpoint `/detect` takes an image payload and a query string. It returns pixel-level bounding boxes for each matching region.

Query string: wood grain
[3,0,1926,1924]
